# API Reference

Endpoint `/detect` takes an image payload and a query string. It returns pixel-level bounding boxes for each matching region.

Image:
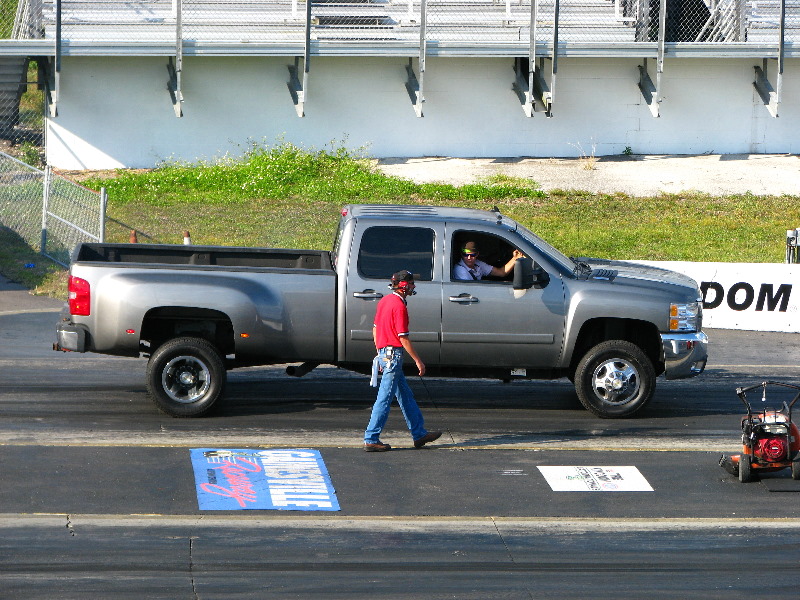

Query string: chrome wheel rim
[161,355,211,404]
[591,358,640,405]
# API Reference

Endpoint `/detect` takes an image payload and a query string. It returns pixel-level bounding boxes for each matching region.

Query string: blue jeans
[364,347,428,444]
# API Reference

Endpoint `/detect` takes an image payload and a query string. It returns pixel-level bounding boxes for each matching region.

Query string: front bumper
[661,331,708,380]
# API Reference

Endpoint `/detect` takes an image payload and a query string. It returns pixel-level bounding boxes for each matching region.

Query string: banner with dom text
[638,262,800,333]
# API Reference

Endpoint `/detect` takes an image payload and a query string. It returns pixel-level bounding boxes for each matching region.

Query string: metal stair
[0,57,30,138]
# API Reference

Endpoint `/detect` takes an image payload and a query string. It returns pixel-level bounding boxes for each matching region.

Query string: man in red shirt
[364,270,442,452]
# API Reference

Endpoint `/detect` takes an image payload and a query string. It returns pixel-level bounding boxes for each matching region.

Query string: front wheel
[574,340,656,418]
[146,337,226,417]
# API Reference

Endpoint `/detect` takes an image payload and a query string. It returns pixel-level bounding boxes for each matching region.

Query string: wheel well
[571,318,663,375]
[141,307,234,355]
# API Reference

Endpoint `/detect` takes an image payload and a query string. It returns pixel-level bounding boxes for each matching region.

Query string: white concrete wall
[46,55,800,169]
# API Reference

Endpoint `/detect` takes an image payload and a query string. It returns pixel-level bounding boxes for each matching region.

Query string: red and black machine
[719,381,800,483]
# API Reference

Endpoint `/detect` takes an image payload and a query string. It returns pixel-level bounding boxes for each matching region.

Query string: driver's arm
[489,249,525,277]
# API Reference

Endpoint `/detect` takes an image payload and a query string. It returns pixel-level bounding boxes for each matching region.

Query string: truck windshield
[511,224,576,274]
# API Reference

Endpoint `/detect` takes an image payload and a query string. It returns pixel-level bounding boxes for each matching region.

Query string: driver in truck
[453,241,524,281]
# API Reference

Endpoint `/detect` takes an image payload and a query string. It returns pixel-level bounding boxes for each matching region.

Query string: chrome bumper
[661,331,708,380]
[55,321,87,352]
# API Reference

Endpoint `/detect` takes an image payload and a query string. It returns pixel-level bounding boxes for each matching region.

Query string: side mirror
[513,257,549,290]
[513,257,533,289]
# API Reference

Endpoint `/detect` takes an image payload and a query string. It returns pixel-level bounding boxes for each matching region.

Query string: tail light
[68,276,91,316]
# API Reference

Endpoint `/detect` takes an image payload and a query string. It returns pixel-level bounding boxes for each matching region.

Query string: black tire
[574,340,656,418]
[792,458,800,481]
[739,453,752,483]
[146,337,226,417]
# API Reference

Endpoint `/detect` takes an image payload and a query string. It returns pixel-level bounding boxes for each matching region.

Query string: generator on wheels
[720,381,800,483]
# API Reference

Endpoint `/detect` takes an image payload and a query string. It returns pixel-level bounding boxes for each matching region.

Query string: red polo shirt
[373,292,409,349]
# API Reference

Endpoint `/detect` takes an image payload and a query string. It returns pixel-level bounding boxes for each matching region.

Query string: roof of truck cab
[344,204,512,225]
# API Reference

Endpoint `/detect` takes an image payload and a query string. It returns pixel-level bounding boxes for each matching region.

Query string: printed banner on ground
[191,448,340,511]
[537,466,653,492]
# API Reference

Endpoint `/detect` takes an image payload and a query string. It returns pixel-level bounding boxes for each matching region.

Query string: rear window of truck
[357,226,435,281]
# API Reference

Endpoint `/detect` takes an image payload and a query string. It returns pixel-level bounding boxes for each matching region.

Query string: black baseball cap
[391,270,415,283]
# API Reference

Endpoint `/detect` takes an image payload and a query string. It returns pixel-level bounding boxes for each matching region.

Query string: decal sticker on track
[537,466,653,492]
[191,448,340,511]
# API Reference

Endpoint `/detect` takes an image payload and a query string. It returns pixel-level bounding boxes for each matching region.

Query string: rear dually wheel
[146,336,226,417]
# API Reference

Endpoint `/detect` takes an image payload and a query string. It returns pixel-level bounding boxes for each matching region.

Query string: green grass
[0,228,68,296]
[0,0,16,39]
[2,140,799,299]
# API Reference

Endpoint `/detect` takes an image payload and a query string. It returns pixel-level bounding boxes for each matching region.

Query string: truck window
[357,226,435,281]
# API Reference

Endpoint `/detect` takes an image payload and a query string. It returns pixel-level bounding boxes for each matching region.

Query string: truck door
[440,228,566,368]
[343,222,443,364]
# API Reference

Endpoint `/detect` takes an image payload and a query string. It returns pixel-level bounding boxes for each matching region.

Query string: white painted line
[2,514,800,531]
[0,308,61,316]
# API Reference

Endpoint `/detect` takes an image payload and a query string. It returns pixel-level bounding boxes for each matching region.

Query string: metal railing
[0,150,105,267]
[11,0,43,39]
[1,0,794,49]
[2,0,798,124]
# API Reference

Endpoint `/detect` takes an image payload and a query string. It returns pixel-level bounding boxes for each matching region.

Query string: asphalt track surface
[2,274,800,598]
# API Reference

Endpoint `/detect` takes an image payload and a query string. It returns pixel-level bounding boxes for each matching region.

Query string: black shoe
[364,442,392,452]
[413,431,442,449]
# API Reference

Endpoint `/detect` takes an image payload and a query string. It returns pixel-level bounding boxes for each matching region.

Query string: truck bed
[74,243,333,271]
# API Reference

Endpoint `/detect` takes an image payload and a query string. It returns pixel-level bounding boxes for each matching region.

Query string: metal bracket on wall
[511,59,552,117]
[43,58,59,118]
[754,59,781,118]
[753,0,785,118]
[405,58,424,118]
[405,0,426,117]
[754,61,781,118]
[287,0,312,117]
[638,58,660,118]
[638,0,665,118]
[46,0,62,118]
[166,0,183,117]
[511,0,556,117]
[167,57,183,118]
[287,56,308,117]
[512,58,534,118]
[512,57,554,118]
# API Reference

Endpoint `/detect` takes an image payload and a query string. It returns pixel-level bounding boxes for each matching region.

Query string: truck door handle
[353,290,384,299]
[449,293,479,303]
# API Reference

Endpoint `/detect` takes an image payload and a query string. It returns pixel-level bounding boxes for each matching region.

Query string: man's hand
[400,336,425,376]
[415,358,426,377]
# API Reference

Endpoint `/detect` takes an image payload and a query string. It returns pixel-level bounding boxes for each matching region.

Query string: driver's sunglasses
[462,251,478,257]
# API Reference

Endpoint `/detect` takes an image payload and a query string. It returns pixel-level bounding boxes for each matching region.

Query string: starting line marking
[537,466,654,492]
[191,448,340,511]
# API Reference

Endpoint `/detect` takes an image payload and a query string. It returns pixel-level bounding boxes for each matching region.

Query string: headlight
[669,302,702,332]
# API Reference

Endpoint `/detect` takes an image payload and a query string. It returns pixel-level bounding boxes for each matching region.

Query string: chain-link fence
[1,0,44,162]
[2,0,800,156]
[22,0,800,47]
[0,151,105,266]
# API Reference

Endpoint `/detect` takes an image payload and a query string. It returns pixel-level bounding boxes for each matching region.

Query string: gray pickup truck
[55,203,707,418]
